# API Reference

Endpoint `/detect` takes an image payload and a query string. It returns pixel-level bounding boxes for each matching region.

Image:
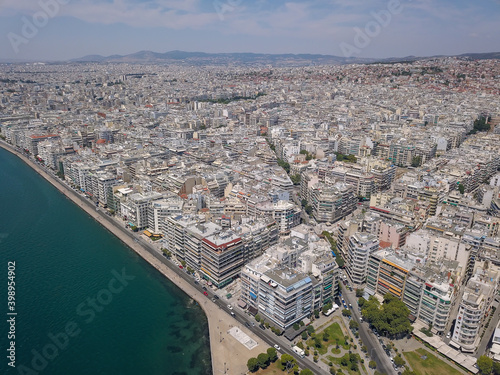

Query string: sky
[0,0,499,61]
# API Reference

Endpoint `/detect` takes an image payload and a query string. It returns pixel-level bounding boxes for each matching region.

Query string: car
[274,344,281,351]
[203,291,208,296]
[446,332,451,339]
[202,286,207,291]
[245,322,251,328]
[213,295,219,300]
[194,280,199,285]
[259,324,265,330]
[178,265,183,269]
[212,298,216,302]
[230,312,235,317]
[252,322,255,327]
[227,305,233,310]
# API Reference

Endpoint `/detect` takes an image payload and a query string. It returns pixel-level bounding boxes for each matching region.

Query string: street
[340,283,397,375]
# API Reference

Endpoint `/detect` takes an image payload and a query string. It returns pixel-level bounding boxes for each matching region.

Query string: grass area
[331,348,341,355]
[254,361,288,374]
[403,348,463,375]
[306,322,349,355]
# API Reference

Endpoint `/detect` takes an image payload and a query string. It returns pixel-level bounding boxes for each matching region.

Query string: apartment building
[346,232,379,286]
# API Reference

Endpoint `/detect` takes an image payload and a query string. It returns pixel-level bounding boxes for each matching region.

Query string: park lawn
[307,322,349,355]
[403,348,463,375]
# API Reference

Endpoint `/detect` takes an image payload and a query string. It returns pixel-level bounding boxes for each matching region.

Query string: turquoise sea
[0,147,212,375]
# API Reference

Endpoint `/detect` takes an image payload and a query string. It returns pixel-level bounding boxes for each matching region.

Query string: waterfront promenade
[0,141,267,375]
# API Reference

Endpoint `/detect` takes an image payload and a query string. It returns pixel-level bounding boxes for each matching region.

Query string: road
[341,284,396,375]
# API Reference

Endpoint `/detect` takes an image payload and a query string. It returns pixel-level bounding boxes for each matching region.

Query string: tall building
[346,232,379,286]
[451,265,498,352]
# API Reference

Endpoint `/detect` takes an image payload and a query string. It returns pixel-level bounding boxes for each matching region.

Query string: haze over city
[1,0,500,61]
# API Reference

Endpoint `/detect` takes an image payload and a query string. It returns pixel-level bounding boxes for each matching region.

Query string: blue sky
[0,0,499,61]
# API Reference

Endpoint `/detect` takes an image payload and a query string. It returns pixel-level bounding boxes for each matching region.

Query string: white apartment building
[346,232,379,286]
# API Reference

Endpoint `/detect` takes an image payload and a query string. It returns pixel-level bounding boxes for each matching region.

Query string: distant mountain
[70,50,500,66]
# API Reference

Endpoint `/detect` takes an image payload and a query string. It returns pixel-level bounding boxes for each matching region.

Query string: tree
[307,325,315,335]
[361,345,367,353]
[314,309,320,319]
[342,309,351,317]
[323,331,330,342]
[300,369,314,375]
[293,323,300,330]
[394,355,406,367]
[279,354,297,372]
[247,357,259,372]
[257,353,270,369]
[301,199,308,207]
[355,289,364,298]
[477,355,493,375]
[335,255,345,268]
[492,362,500,375]
[305,205,313,216]
[267,347,278,362]
[314,336,322,348]
[290,174,301,185]
[330,366,336,375]
[458,183,465,195]
[255,314,261,322]
[302,331,308,340]
[369,360,377,369]
[411,156,422,167]
[349,320,359,330]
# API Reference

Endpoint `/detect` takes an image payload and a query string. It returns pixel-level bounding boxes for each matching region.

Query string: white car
[446,332,451,339]
[227,304,233,310]
[274,344,281,351]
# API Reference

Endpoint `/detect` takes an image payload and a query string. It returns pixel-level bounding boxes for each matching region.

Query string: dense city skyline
[1,0,500,61]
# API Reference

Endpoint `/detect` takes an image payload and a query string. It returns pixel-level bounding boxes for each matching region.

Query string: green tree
[257,353,270,369]
[369,360,377,369]
[458,183,465,195]
[301,331,308,340]
[349,320,359,330]
[342,309,351,317]
[477,355,493,375]
[411,156,422,167]
[290,174,301,185]
[330,366,336,375]
[355,289,364,298]
[267,347,278,362]
[314,309,320,319]
[301,199,308,207]
[293,323,300,330]
[255,314,261,322]
[279,354,297,372]
[314,336,322,348]
[323,331,330,342]
[394,355,405,367]
[305,205,313,216]
[300,369,314,375]
[335,255,345,268]
[492,362,500,375]
[247,357,259,372]
[307,325,315,335]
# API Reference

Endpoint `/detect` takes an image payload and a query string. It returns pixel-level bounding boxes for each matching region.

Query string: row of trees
[359,294,413,337]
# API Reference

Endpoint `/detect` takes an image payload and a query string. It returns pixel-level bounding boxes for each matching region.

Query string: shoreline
[0,141,267,375]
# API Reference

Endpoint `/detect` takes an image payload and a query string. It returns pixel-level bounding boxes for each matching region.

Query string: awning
[143,230,152,237]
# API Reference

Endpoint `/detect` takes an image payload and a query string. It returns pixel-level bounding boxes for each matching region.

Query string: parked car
[203,291,208,296]
[227,305,233,310]
[274,344,281,351]
[244,322,251,328]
